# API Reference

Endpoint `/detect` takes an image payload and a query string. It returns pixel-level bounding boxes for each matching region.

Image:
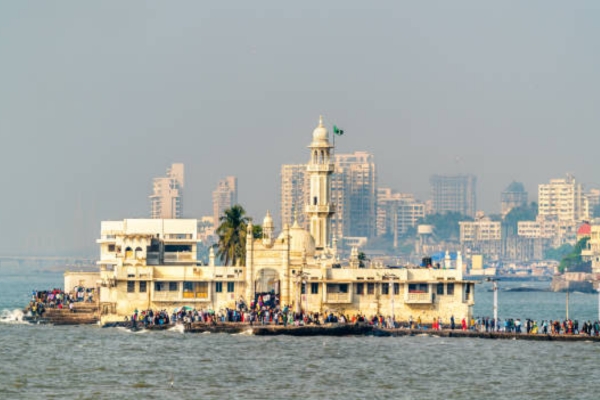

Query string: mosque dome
[289,220,316,257]
[312,116,329,142]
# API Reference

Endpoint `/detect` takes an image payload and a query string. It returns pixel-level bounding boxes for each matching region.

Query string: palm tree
[216,205,250,266]
[358,251,369,268]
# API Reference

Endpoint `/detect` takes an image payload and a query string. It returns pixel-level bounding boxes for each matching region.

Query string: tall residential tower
[332,152,377,239]
[280,164,309,229]
[212,176,238,225]
[149,163,184,219]
[430,174,477,217]
[538,174,588,222]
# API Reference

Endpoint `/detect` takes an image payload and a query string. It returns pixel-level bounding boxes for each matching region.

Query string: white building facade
[89,117,474,324]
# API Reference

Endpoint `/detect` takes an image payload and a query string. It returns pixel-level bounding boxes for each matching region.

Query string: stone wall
[64,271,100,292]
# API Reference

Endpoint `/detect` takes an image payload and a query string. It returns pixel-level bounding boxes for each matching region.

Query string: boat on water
[490,286,550,293]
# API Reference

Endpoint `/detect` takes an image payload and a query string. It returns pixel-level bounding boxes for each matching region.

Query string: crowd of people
[27,287,600,337]
[395,315,600,336]
[124,299,600,336]
[27,286,95,317]
[468,316,600,336]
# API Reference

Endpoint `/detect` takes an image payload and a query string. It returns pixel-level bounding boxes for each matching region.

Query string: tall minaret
[305,116,335,250]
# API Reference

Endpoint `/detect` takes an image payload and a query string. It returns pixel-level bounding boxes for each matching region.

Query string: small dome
[312,115,329,142]
[577,222,591,236]
[289,220,316,257]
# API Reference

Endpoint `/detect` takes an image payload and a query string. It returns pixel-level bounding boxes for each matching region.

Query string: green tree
[502,202,538,236]
[252,224,263,240]
[544,243,573,261]
[558,237,590,273]
[216,205,250,266]
[358,251,368,268]
[418,212,472,242]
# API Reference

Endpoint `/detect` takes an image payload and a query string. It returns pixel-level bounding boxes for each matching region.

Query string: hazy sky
[1,1,599,256]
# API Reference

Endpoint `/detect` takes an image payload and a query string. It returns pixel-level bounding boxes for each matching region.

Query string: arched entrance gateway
[254,268,280,309]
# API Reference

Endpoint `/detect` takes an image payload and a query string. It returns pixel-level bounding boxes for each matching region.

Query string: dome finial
[312,116,329,142]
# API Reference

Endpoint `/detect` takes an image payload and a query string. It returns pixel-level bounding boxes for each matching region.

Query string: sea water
[2,268,600,400]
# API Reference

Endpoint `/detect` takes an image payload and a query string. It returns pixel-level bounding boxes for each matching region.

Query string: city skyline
[2,2,600,255]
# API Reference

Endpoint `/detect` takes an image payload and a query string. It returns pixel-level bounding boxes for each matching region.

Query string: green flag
[333,125,344,136]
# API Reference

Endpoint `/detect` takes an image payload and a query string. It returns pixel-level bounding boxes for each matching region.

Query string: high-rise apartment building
[460,217,502,242]
[280,151,377,241]
[538,174,589,222]
[430,174,477,217]
[280,164,309,229]
[332,152,377,239]
[501,181,528,217]
[586,188,600,217]
[377,188,424,241]
[376,188,395,237]
[149,163,184,219]
[212,176,238,226]
[459,213,503,259]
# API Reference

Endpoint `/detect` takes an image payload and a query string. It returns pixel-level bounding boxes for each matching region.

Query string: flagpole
[332,128,335,154]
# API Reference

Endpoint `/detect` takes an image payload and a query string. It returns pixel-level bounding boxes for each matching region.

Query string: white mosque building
[70,117,474,324]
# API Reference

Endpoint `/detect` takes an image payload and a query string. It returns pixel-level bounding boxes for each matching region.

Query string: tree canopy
[558,237,590,273]
[216,205,250,266]
[418,212,472,242]
[544,243,573,262]
[252,224,263,240]
[502,202,538,236]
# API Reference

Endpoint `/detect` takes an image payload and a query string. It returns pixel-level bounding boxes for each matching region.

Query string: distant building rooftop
[577,222,591,236]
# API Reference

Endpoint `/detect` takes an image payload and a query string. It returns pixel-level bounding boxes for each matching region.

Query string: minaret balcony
[307,164,335,173]
[305,205,334,214]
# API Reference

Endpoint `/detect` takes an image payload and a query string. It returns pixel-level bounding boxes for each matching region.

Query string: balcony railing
[306,164,334,172]
[183,292,209,299]
[164,253,194,262]
[325,293,352,303]
[305,205,334,213]
[152,291,176,301]
[404,292,433,304]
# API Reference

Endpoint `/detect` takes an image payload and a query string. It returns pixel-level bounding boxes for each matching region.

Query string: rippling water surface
[2,269,600,399]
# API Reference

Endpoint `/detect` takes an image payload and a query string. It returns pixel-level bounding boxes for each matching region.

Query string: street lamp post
[295,274,301,315]
[390,280,395,326]
[294,270,309,315]
[382,274,396,327]
[597,283,600,323]
[303,279,308,316]
[565,268,569,321]
[486,278,499,331]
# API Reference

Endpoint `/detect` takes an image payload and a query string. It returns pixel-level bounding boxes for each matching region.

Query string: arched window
[135,247,143,259]
[125,247,133,259]
[255,268,280,294]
